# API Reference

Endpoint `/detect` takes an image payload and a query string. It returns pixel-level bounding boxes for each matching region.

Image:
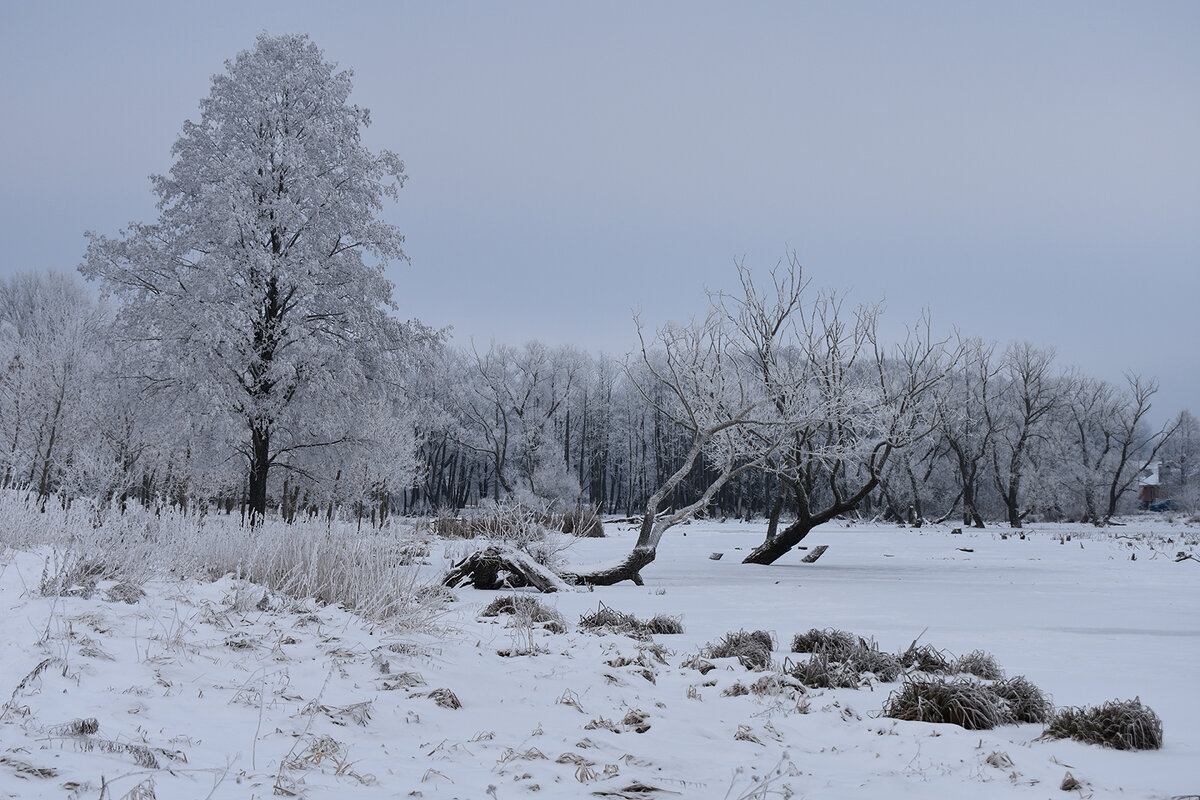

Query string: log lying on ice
[442,545,573,592]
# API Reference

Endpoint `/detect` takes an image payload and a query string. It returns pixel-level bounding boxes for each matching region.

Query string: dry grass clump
[0,495,447,631]
[440,502,601,538]
[789,628,900,682]
[430,505,530,540]
[578,603,683,637]
[848,646,903,682]
[749,673,806,697]
[954,649,1005,680]
[557,507,605,538]
[190,519,447,629]
[434,503,604,540]
[428,688,462,710]
[882,677,1009,730]
[702,630,773,670]
[1043,698,1163,750]
[785,652,861,689]
[791,628,859,659]
[479,594,564,626]
[103,581,146,604]
[992,676,1052,724]
[899,643,953,674]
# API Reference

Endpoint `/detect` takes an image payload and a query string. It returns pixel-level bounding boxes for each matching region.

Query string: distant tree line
[1,261,1191,531]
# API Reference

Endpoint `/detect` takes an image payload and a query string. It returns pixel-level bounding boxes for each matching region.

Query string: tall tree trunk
[764,481,786,541]
[248,424,270,525]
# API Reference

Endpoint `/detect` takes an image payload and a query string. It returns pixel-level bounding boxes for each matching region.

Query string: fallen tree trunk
[443,544,658,591]
[562,546,656,587]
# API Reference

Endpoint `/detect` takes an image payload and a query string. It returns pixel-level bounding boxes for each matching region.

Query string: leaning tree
[447,256,955,587]
[721,256,955,565]
[81,33,411,523]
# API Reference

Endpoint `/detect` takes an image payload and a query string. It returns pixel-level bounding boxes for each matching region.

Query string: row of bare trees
[414,255,1189,581]
[418,258,1184,532]
[0,258,1190,553]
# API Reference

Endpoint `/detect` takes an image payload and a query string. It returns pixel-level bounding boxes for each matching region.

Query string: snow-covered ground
[2,519,1197,799]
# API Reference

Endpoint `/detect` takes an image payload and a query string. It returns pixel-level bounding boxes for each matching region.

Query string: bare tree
[447,341,582,507]
[734,258,952,564]
[934,337,1000,528]
[1066,373,1178,524]
[990,342,1064,527]
[1161,409,1199,511]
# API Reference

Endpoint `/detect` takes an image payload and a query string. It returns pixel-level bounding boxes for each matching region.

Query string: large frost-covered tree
[81,33,410,523]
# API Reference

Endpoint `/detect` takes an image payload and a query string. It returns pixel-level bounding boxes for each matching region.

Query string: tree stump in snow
[800,545,829,563]
[442,545,571,592]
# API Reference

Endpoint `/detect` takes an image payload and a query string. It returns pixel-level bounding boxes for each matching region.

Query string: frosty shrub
[472,502,544,540]
[0,495,162,592]
[785,653,862,689]
[991,676,1052,724]
[882,677,1009,730]
[791,628,860,659]
[480,594,564,627]
[578,603,684,637]
[954,649,1006,680]
[702,630,773,670]
[1043,698,1163,750]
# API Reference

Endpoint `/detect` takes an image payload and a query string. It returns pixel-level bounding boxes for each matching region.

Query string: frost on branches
[81,33,423,522]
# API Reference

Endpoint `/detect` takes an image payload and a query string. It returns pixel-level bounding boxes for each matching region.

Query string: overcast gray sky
[2,1,1197,419]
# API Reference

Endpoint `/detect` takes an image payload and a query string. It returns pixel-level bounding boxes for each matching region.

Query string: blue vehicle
[1149,499,1176,512]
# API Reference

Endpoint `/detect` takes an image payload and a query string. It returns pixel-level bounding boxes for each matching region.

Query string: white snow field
[2,519,1197,799]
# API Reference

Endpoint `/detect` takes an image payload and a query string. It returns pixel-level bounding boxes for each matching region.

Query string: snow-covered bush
[480,594,564,627]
